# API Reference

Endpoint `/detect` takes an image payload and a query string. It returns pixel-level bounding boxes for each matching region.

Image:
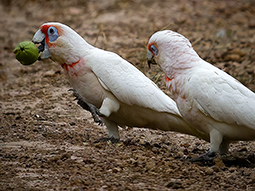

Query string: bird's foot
[91,113,104,126]
[88,104,104,125]
[68,89,104,125]
[93,137,120,143]
[69,89,83,103]
[189,151,217,163]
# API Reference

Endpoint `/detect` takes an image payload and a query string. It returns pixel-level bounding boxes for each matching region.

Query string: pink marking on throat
[70,59,81,68]
[61,58,82,74]
[165,76,174,82]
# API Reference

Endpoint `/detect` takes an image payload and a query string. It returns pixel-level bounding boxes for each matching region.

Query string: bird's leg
[190,129,223,163]
[219,140,229,155]
[68,89,104,125]
[82,101,104,125]
[104,119,120,140]
[94,119,120,143]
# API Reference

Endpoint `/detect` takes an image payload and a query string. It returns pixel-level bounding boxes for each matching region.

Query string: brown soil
[1,0,255,190]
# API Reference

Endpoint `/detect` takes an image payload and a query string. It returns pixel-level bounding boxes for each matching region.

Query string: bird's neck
[160,47,201,78]
[52,39,93,66]
[160,48,201,100]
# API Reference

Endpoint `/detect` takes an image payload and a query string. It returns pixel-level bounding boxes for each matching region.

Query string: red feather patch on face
[40,24,63,46]
[148,42,158,57]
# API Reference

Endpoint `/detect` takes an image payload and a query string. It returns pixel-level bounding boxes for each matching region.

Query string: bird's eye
[49,28,54,34]
[150,44,158,56]
[47,26,59,42]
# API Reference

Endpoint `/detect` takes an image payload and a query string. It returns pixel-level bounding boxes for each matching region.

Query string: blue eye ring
[150,44,158,56]
[47,26,59,42]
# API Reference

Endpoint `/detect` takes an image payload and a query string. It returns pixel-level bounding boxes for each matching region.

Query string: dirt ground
[1,0,255,190]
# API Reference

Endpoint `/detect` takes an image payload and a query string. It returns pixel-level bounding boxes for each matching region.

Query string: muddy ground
[1,0,255,190]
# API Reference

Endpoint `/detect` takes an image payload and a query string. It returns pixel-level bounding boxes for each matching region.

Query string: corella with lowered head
[147,30,255,159]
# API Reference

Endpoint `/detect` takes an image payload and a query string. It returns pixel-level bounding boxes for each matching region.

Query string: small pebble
[205,167,214,175]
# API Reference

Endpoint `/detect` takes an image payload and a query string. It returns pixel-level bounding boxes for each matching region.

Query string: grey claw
[189,151,217,164]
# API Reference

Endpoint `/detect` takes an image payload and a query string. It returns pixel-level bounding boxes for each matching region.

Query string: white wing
[188,62,255,129]
[86,48,180,115]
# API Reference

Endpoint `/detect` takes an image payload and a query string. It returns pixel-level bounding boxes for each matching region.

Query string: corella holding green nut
[32,22,206,141]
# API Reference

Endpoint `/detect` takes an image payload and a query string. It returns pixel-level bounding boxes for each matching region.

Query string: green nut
[13,41,39,65]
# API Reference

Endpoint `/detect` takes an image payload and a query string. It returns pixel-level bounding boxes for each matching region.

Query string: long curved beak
[32,30,51,59]
[147,50,156,68]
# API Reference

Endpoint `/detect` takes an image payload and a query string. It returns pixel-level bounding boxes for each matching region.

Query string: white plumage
[32,22,203,140]
[147,30,255,154]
